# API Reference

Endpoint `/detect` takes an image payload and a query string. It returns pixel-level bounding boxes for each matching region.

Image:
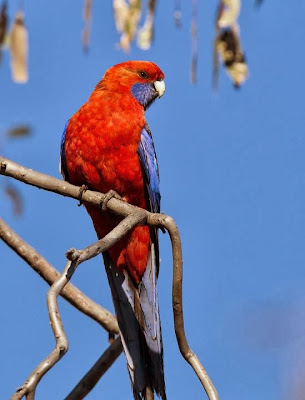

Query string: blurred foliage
[0,2,28,83]
[113,0,142,51]
[0,1,7,64]
[82,0,91,52]
[137,0,156,50]
[4,184,22,215]
[214,0,248,88]
[7,124,31,138]
[1,124,32,216]
[0,1,255,217]
[190,0,198,84]
[112,0,249,87]
[0,0,262,88]
[174,0,182,28]
[9,10,28,83]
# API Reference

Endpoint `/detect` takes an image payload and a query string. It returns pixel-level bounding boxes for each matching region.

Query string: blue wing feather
[137,124,161,214]
[137,124,166,397]
[59,120,70,181]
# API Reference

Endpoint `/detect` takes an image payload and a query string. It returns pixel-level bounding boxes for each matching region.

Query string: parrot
[60,61,166,400]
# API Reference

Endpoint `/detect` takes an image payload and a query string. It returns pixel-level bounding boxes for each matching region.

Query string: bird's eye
[138,71,148,79]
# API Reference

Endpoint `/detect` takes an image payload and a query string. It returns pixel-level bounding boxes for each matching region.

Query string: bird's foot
[101,189,122,213]
[77,184,88,206]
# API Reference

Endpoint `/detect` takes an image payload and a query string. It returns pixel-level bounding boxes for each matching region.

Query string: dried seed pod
[216,27,248,88]
[214,0,248,88]
[113,0,141,51]
[9,10,28,83]
[0,1,8,47]
[137,0,156,50]
[5,184,23,216]
[217,0,240,29]
[82,0,92,52]
[7,124,32,138]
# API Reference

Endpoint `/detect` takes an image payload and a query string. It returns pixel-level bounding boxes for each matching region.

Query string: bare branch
[13,211,149,399]
[1,157,219,400]
[0,156,138,219]
[65,336,122,399]
[11,260,72,400]
[11,256,117,400]
[0,217,119,335]
[148,214,219,400]
[72,211,147,264]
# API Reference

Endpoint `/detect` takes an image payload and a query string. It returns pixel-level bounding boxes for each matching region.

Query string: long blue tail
[103,241,166,400]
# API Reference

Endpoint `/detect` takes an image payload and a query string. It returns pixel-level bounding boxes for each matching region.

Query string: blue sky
[2,1,305,399]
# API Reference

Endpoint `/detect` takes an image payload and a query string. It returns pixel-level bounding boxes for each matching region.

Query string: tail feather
[138,243,165,397]
[103,242,166,400]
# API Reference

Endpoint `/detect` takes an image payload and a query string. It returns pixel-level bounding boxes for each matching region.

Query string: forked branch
[10,260,73,400]
[0,218,119,334]
[1,156,219,400]
[65,336,123,400]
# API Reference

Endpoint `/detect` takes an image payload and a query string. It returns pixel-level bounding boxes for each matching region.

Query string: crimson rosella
[60,61,166,399]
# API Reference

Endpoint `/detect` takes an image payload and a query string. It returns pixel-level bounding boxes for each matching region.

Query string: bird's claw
[101,189,122,213]
[77,184,88,206]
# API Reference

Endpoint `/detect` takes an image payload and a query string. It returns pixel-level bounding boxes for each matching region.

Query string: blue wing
[137,124,161,213]
[59,120,70,182]
[104,125,166,398]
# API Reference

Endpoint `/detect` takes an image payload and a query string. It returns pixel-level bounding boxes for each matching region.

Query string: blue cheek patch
[131,83,155,107]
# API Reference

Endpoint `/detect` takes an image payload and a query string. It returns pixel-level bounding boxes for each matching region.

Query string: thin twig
[148,214,219,400]
[65,336,123,400]
[191,0,198,84]
[10,213,150,399]
[73,211,148,264]
[1,157,219,400]
[82,0,91,51]
[0,156,139,219]
[0,217,119,335]
[10,261,72,400]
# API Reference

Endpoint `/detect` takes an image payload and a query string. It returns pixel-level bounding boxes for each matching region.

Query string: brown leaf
[7,124,32,138]
[0,1,8,46]
[9,10,28,83]
[82,0,92,52]
[216,27,248,87]
[213,0,248,88]
[5,184,23,216]
[190,0,198,84]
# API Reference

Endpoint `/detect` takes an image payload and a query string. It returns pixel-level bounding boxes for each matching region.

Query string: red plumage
[62,61,166,399]
[64,61,164,282]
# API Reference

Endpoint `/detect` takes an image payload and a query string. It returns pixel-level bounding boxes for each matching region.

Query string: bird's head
[96,61,165,109]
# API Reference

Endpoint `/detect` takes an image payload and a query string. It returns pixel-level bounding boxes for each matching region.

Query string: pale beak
[153,80,165,98]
